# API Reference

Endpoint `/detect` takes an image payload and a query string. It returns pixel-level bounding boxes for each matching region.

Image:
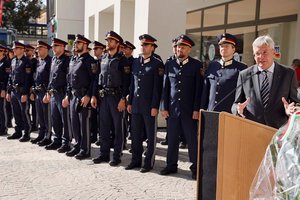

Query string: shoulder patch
[158,67,164,76]
[124,66,131,74]
[91,63,98,74]
[25,67,32,74]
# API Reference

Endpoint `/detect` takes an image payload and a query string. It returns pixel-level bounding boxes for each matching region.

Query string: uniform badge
[91,63,98,74]
[124,66,130,74]
[25,67,32,74]
[5,67,11,73]
[158,67,164,76]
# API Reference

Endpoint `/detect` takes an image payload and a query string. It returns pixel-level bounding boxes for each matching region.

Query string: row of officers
[0,32,298,180]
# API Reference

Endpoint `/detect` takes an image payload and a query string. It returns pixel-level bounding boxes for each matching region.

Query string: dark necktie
[260,70,269,108]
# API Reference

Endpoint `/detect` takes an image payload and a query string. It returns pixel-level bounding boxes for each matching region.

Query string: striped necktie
[260,70,269,108]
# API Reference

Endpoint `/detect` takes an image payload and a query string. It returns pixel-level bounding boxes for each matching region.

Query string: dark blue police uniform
[7,41,32,141]
[160,35,204,178]
[0,45,10,135]
[66,34,97,159]
[202,59,247,112]
[93,31,131,165]
[47,38,72,152]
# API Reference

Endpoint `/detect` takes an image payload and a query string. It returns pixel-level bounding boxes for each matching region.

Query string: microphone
[211,70,261,111]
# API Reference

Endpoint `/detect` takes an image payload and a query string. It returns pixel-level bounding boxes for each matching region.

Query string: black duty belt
[12,84,25,94]
[33,84,47,94]
[71,88,87,97]
[98,88,121,98]
[49,88,65,96]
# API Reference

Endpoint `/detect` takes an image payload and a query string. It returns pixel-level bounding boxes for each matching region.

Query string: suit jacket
[231,62,299,129]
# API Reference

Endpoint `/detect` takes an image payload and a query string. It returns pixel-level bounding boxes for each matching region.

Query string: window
[186,10,202,30]
[260,0,299,19]
[203,6,225,27]
[228,0,256,24]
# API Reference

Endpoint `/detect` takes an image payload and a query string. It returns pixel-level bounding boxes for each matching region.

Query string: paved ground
[0,128,197,200]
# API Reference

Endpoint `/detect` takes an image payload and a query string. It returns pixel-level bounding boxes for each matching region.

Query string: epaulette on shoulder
[153,55,163,63]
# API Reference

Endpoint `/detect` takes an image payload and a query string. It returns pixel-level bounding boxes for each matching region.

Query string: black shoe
[125,163,141,170]
[30,136,44,144]
[75,151,90,160]
[140,167,152,173]
[7,132,22,140]
[66,148,80,157]
[37,138,52,146]
[92,156,110,164]
[109,159,121,166]
[95,139,101,146]
[192,172,197,180]
[7,122,13,128]
[128,149,132,153]
[0,131,7,136]
[179,142,187,149]
[45,142,61,150]
[57,145,71,153]
[19,134,30,142]
[160,167,177,176]
[31,126,38,132]
[160,140,168,145]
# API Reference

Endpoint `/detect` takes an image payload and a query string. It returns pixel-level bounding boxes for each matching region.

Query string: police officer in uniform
[30,41,53,145]
[160,35,204,179]
[90,40,106,144]
[62,34,97,160]
[5,48,13,128]
[25,44,38,132]
[201,33,247,112]
[125,34,164,173]
[0,45,10,135]
[91,31,131,166]
[44,38,72,152]
[6,41,32,141]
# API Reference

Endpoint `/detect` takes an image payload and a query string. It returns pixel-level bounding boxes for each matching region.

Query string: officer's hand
[0,90,5,98]
[151,108,158,117]
[192,111,199,120]
[127,105,132,114]
[81,95,90,107]
[237,97,250,118]
[62,97,69,108]
[21,95,27,103]
[161,110,169,118]
[117,99,126,112]
[30,93,35,101]
[43,93,50,104]
[6,93,11,102]
[282,97,295,116]
[91,96,97,109]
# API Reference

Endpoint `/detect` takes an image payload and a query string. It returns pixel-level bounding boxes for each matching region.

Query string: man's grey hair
[252,35,275,50]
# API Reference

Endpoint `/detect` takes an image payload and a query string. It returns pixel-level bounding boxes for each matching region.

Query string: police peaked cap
[105,31,123,44]
[124,41,135,50]
[218,33,237,46]
[75,34,91,44]
[93,41,106,49]
[0,44,7,50]
[37,40,51,49]
[139,34,157,45]
[25,44,35,50]
[52,38,68,47]
[13,41,26,49]
[176,34,195,47]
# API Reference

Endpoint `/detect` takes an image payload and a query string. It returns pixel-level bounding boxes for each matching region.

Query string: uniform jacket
[128,55,164,115]
[201,59,247,112]
[48,54,70,91]
[34,55,52,87]
[0,57,11,91]
[231,62,299,129]
[161,56,204,118]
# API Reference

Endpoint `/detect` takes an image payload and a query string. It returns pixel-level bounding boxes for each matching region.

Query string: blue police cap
[52,38,68,47]
[25,44,35,50]
[75,34,91,44]
[12,41,26,49]
[105,31,123,44]
[176,34,195,47]
[172,36,179,47]
[0,44,7,50]
[37,40,51,49]
[124,41,135,50]
[218,33,237,46]
[139,34,157,45]
[93,41,106,49]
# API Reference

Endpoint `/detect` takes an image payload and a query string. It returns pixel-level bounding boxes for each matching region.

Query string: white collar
[258,62,275,73]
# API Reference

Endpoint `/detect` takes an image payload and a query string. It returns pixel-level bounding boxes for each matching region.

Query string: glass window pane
[228,0,256,24]
[186,10,201,30]
[187,32,201,60]
[258,22,297,66]
[226,26,256,66]
[260,0,299,19]
[203,6,225,27]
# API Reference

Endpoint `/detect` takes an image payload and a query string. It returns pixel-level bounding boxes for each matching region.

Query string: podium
[196,111,277,200]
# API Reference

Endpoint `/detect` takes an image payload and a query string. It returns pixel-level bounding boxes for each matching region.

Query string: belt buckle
[99,90,105,98]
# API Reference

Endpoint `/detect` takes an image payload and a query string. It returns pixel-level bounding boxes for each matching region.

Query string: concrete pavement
[0,128,197,200]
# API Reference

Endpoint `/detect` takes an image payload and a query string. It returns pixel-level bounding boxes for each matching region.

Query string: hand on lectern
[282,97,295,116]
[237,97,250,118]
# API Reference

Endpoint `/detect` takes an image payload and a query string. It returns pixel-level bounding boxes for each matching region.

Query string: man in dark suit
[232,35,299,129]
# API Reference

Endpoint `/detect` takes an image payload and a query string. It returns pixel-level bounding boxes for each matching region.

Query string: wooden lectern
[196,111,277,200]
